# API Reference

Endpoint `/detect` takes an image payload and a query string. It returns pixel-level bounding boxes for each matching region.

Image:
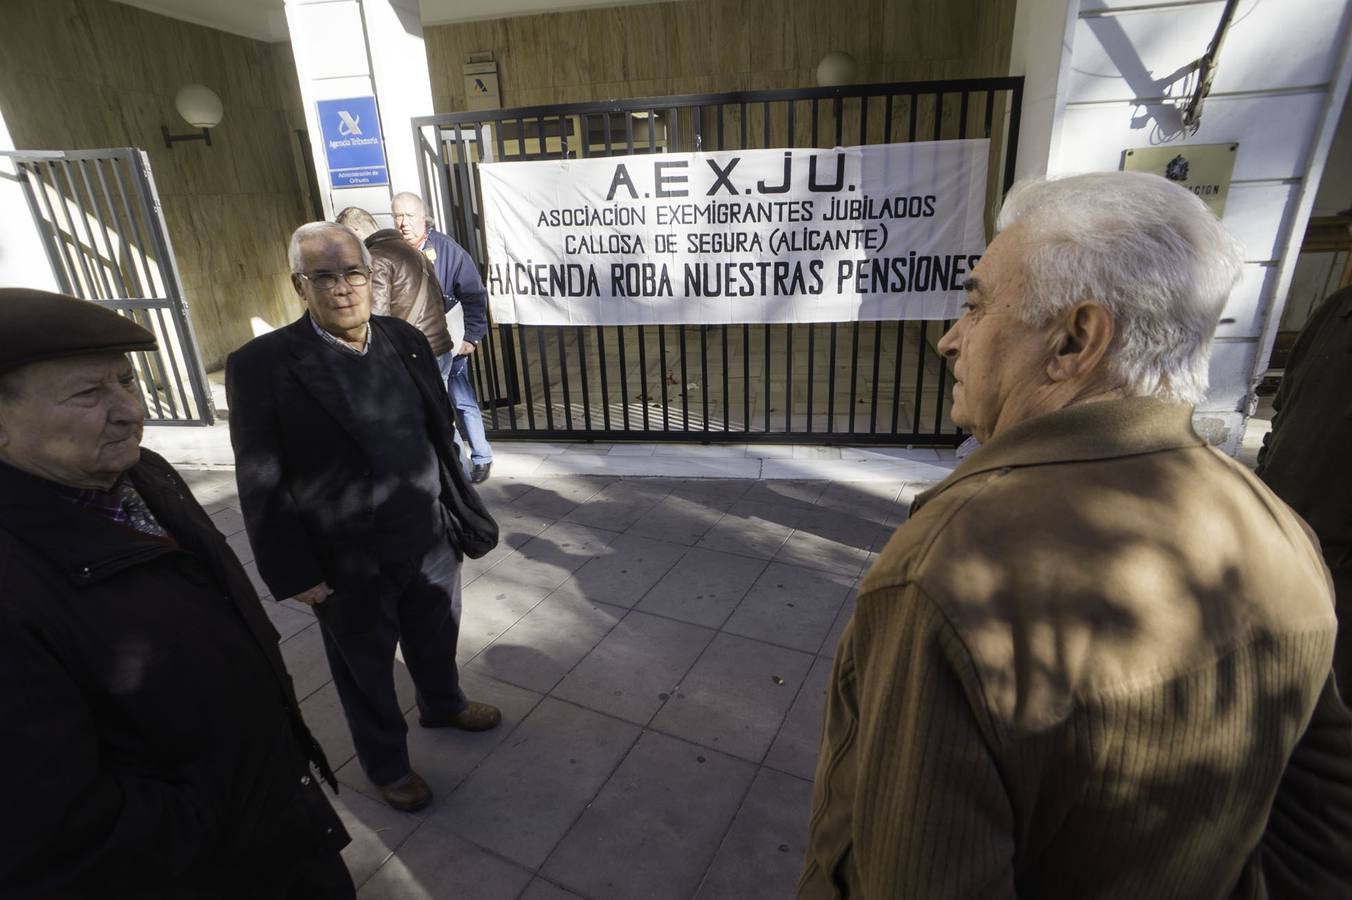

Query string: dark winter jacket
[0,450,348,899]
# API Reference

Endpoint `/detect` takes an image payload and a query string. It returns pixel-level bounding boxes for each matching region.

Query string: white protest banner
[479,139,988,326]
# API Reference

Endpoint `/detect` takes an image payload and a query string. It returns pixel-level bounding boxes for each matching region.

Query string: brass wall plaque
[1121,143,1238,217]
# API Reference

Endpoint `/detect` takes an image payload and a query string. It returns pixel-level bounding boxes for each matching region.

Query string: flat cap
[0,288,157,375]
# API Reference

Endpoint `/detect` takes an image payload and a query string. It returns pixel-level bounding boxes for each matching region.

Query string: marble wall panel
[0,0,309,371]
[425,0,1016,115]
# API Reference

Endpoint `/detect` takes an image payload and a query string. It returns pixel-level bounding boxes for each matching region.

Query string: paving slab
[818,588,859,658]
[471,478,537,506]
[541,731,756,900]
[280,622,336,703]
[812,479,904,518]
[635,548,768,629]
[493,506,558,550]
[357,825,533,900]
[722,563,855,653]
[299,682,358,775]
[262,598,316,641]
[207,505,246,537]
[651,633,814,762]
[468,593,626,693]
[626,493,729,545]
[438,698,641,869]
[763,656,833,781]
[514,521,624,577]
[695,767,814,900]
[457,570,556,662]
[226,529,254,565]
[332,786,423,889]
[741,480,830,507]
[552,611,716,725]
[772,529,873,578]
[241,560,271,598]
[520,878,587,899]
[561,480,673,531]
[545,532,687,609]
[695,500,798,560]
[512,477,614,519]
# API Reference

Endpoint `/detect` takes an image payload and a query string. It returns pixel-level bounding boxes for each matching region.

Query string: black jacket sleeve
[225,345,325,601]
[0,607,216,896]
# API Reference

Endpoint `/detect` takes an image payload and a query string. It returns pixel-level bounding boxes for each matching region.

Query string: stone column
[284,0,436,223]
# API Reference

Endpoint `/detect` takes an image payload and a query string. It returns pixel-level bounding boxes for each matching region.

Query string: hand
[456,340,476,357]
[290,582,333,606]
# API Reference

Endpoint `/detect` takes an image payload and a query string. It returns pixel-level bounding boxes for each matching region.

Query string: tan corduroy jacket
[801,397,1352,899]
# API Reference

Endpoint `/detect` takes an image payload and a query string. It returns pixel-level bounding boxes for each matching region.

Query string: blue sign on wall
[316,96,389,188]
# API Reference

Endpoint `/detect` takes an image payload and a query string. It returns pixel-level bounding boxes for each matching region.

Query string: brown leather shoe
[419,701,502,732]
[377,771,432,812]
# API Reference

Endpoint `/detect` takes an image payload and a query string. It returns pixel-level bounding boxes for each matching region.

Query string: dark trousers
[315,540,468,785]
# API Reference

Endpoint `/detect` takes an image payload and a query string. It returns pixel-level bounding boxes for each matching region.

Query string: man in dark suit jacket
[226,222,501,813]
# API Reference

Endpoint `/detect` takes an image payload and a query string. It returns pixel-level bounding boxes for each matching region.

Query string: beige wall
[0,0,309,371]
[426,0,1016,113]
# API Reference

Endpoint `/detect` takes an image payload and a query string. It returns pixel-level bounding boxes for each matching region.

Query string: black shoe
[470,462,492,484]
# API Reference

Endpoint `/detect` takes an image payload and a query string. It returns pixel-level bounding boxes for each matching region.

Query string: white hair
[996,171,1243,405]
[287,221,371,273]
[391,191,426,214]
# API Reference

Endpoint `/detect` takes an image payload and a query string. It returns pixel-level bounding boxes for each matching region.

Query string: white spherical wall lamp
[162,84,223,148]
[816,51,858,87]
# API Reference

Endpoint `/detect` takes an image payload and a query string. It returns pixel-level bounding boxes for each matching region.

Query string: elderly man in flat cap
[800,172,1352,898]
[0,289,353,899]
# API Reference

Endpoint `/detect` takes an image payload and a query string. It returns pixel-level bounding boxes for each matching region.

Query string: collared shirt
[310,316,372,356]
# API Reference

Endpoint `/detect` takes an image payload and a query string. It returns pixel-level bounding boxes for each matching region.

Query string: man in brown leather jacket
[337,206,453,360]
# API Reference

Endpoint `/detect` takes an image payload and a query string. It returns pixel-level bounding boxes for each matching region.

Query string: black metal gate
[3,148,215,425]
[414,77,1022,444]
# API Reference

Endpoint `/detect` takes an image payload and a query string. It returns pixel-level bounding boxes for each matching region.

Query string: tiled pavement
[178,468,926,900]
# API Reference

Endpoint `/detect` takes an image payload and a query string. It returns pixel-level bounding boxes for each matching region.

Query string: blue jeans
[437,351,492,466]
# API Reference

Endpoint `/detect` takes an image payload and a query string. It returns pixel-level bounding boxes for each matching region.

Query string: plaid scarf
[55,478,171,540]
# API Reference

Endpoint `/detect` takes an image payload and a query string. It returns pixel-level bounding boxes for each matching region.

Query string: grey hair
[287,221,372,273]
[334,206,379,239]
[995,171,1243,405]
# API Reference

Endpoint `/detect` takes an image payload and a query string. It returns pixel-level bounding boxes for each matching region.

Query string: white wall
[1011,0,1352,453]
[284,0,437,223]
[1008,0,1077,181]
[0,107,60,291]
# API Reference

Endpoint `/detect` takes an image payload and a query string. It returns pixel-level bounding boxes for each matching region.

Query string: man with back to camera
[800,171,1352,898]
[226,222,502,814]
[334,205,454,361]
[0,289,353,898]
[391,190,494,483]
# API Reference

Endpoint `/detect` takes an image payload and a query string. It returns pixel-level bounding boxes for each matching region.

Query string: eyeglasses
[297,267,370,290]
